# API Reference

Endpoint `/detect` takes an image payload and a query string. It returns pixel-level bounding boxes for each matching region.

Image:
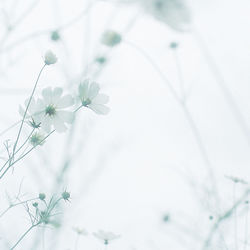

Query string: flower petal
[56,95,74,108]
[52,116,67,133]
[40,116,52,133]
[18,105,25,117]
[89,104,110,115]
[92,94,109,105]
[78,79,89,100]
[52,87,63,104]
[57,111,74,124]
[88,82,100,100]
[42,87,53,104]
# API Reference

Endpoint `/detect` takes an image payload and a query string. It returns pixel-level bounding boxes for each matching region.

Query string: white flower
[78,79,110,115]
[36,87,74,133]
[44,50,57,65]
[140,0,192,32]
[73,227,88,236]
[93,230,120,245]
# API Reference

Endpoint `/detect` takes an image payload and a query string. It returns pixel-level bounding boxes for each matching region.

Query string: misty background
[0,0,250,249]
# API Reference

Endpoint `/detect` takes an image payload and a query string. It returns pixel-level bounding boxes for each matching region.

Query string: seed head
[39,193,46,201]
[62,191,70,201]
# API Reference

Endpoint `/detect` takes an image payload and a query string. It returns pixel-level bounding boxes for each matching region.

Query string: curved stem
[11,223,39,250]
[193,29,250,145]
[0,3,95,54]
[0,197,38,218]
[203,188,250,249]
[0,128,35,174]
[124,40,217,191]
[0,130,55,180]
[233,183,238,250]
[244,202,249,250]
[10,64,46,165]
[0,120,22,137]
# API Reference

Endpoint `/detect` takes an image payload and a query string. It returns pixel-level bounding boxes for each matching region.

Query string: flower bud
[62,191,70,201]
[39,193,46,200]
[51,31,60,41]
[44,50,57,65]
[33,202,38,208]
[170,42,178,49]
[101,30,122,47]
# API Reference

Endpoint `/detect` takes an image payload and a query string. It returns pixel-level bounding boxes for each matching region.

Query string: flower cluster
[18,51,110,148]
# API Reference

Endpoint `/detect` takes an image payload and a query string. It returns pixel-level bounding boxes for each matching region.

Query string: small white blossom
[44,50,57,65]
[73,227,88,236]
[93,230,120,245]
[36,87,74,133]
[78,79,110,115]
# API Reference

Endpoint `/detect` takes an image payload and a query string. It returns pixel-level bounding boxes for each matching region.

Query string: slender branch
[10,223,39,250]
[0,197,38,218]
[10,64,46,165]
[0,130,55,180]
[202,188,250,249]
[124,40,217,194]
[193,29,250,145]
[233,183,238,250]
[244,201,249,250]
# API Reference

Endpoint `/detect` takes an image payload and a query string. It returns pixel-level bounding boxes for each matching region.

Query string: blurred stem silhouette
[0,2,95,54]
[0,197,38,218]
[0,0,40,52]
[244,201,249,250]
[202,188,250,249]
[0,130,55,180]
[193,29,250,146]
[74,233,80,250]
[124,39,218,199]
[10,64,46,164]
[233,183,238,250]
[10,223,39,250]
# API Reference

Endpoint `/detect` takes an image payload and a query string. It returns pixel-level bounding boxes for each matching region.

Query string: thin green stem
[0,197,38,218]
[193,29,250,146]
[124,40,180,102]
[74,234,80,250]
[0,130,55,180]
[202,189,250,249]
[16,128,36,155]
[173,49,186,101]
[244,202,249,250]
[125,40,217,195]
[10,223,39,250]
[10,64,46,165]
[0,128,35,174]
[0,120,22,137]
[74,105,83,113]
[233,183,238,250]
